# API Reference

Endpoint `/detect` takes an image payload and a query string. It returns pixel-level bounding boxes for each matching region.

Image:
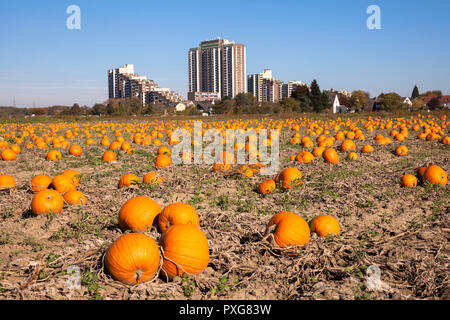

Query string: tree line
[0,84,446,119]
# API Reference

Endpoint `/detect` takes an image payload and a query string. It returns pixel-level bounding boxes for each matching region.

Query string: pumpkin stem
[135,269,144,282]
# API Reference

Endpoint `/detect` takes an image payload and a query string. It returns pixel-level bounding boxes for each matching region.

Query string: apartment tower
[188,38,246,99]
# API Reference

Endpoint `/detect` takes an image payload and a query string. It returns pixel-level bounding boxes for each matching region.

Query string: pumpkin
[31,174,53,192]
[103,150,117,162]
[258,179,276,194]
[275,168,303,190]
[0,174,16,189]
[85,138,95,145]
[322,148,339,164]
[47,150,62,161]
[310,215,340,237]
[213,162,231,172]
[61,169,80,186]
[31,189,64,215]
[155,154,172,168]
[158,202,200,233]
[401,174,417,187]
[104,233,161,285]
[10,144,21,155]
[160,224,209,279]
[119,196,162,232]
[157,146,171,156]
[417,166,427,180]
[63,190,87,205]
[348,152,358,160]
[361,144,374,153]
[118,173,140,188]
[423,165,447,186]
[69,144,83,156]
[312,146,325,158]
[340,140,356,152]
[52,175,77,193]
[1,148,17,161]
[143,172,165,184]
[264,212,310,247]
[395,145,408,156]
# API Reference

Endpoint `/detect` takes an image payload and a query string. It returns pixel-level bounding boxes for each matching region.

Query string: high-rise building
[247,69,283,103]
[108,64,184,105]
[188,38,246,100]
[281,80,304,99]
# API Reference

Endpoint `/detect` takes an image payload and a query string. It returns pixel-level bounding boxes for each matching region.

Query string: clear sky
[1,0,449,108]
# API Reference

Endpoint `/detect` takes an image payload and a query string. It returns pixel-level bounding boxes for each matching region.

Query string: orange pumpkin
[322,148,339,164]
[143,172,165,184]
[348,152,358,160]
[63,190,87,205]
[157,146,171,156]
[258,179,276,194]
[423,165,447,186]
[310,215,340,237]
[118,173,140,188]
[401,174,418,187]
[47,150,62,161]
[1,148,17,161]
[10,144,21,155]
[395,145,408,156]
[158,202,200,233]
[340,140,356,152]
[275,168,303,190]
[0,174,16,189]
[104,233,161,285]
[52,175,77,193]
[361,144,374,153]
[31,174,53,192]
[264,212,310,247]
[69,144,83,156]
[103,150,117,162]
[160,224,209,279]
[31,189,64,215]
[119,196,162,232]
[155,154,172,168]
[61,169,80,186]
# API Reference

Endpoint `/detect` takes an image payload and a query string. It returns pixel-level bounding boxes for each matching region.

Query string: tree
[235,93,255,107]
[411,85,419,99]
[280,97,301,112]
[70,103,81,115]
[92,103,107,115]
[422,90,442,97]
[337,94,351,107]
[379,93,403,111]
[411,98,425,111]
[428,97,442,110]
[309,80,323,112]
[350,90,368,111]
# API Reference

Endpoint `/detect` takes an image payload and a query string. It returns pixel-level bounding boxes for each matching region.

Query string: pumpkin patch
[0,112,448,300]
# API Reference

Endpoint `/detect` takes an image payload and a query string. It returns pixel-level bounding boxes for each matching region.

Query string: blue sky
[1,0,449,108]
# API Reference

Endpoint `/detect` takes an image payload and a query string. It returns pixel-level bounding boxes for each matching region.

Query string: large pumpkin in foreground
[158,202,200,233]
[31,189,64,215]
[160,224,209,279]
[104,233,161,285]
[264,212,310,247]
[119,196,162,232]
